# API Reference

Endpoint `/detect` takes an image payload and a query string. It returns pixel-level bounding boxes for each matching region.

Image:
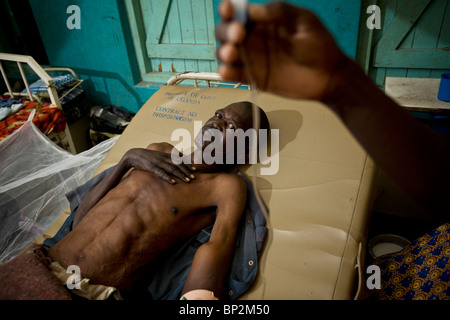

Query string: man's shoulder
[212,172,247,194]
[210,172,247,219]
[214,171,245,183]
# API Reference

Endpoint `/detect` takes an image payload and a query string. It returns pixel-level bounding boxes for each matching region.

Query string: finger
[163,152,196,177]
[247,2,280,22]
[157,156,195,182]
[217,43,241,64]
[218,64,246,83]
[153,166,177,184]
[179,154,197,171]
[170,163,196,181]
[219,0,233,21]
[167,166,190,182]
[216,21,246,44]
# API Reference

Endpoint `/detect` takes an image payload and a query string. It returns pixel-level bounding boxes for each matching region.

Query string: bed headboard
[0,53,60,106]
[0,53,87,154]
[0,53,83,108]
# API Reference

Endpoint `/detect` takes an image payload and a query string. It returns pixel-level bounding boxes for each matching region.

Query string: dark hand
[122,148,195,184]
[216,0,344,101]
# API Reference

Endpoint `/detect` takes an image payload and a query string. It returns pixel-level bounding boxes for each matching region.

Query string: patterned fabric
[21,74,76,94]
[60,86,84,104]
[0,96,66,141]
[367,223,450,300]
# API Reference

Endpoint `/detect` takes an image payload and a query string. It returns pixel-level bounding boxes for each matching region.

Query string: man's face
[195,102,253,155]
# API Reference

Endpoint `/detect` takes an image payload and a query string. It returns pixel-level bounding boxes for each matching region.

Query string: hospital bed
[0,53,90,154]
[37,72,377,300]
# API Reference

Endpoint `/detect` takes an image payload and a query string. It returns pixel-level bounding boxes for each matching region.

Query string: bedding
[0,53,86,154]
[21,74,77,95]
[0,243,72,300]
[0,98,22,121]
[0,95,66,141]
[18,73,88,124]
[0,118,119,264]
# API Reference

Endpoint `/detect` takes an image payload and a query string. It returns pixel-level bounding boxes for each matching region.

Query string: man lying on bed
[42,101,269,300]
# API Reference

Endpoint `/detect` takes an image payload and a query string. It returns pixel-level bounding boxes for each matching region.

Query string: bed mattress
[40,84,376,300]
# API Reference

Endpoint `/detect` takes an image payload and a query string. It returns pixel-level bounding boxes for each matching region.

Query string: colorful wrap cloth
[365,223,450,300]
[0,97,66,141]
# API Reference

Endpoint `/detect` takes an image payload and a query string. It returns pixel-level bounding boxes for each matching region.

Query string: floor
[367,211,442,243]
[365,165,448,263]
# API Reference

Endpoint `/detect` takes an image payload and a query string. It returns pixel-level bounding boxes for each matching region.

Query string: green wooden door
[359,0,450,89]
[126,0,217,83]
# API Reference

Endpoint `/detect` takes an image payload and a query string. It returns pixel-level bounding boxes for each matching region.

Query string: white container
[368,234,410,259]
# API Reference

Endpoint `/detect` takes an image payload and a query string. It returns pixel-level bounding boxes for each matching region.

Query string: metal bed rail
[0,53,83,107]
[0,53,60,107]
[0,53,78,154]
[166,72,250,89]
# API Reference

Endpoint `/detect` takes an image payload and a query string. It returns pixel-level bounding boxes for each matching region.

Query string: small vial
[231,0,248,25]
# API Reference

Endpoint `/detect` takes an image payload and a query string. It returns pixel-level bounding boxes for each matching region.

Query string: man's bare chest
[115,169,220,220]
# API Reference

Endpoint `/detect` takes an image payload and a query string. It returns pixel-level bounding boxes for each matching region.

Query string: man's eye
[227,123,235,129]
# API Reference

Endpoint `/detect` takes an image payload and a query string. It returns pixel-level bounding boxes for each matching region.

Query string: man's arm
[324,57,450,217]
[181,175,247,300]
[216,1,450,217]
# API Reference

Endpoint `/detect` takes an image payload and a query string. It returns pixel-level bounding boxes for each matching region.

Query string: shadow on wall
[72,67,146,113]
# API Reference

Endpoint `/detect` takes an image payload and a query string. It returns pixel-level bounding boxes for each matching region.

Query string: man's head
[205,101,269,132]
[195,101,270,166]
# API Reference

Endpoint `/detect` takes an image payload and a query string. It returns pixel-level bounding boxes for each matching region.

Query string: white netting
[0,117,118,263]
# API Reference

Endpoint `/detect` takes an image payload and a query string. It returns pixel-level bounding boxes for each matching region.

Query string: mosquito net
[0,115,118,263]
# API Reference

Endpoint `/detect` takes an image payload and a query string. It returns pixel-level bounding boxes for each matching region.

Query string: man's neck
[188,153,239,174]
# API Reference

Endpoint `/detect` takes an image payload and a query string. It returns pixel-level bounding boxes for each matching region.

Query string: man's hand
[122,148,195,184]
[216,0,344,101]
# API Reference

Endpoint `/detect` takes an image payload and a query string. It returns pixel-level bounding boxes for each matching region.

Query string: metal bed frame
[0,53,79,153]
[166,71,250,89]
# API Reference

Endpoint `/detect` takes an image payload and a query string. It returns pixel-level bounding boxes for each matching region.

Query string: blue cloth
[0,98,21,109]
[0,98,23,121]
[43,166,268,300]
[21,74,76,94]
